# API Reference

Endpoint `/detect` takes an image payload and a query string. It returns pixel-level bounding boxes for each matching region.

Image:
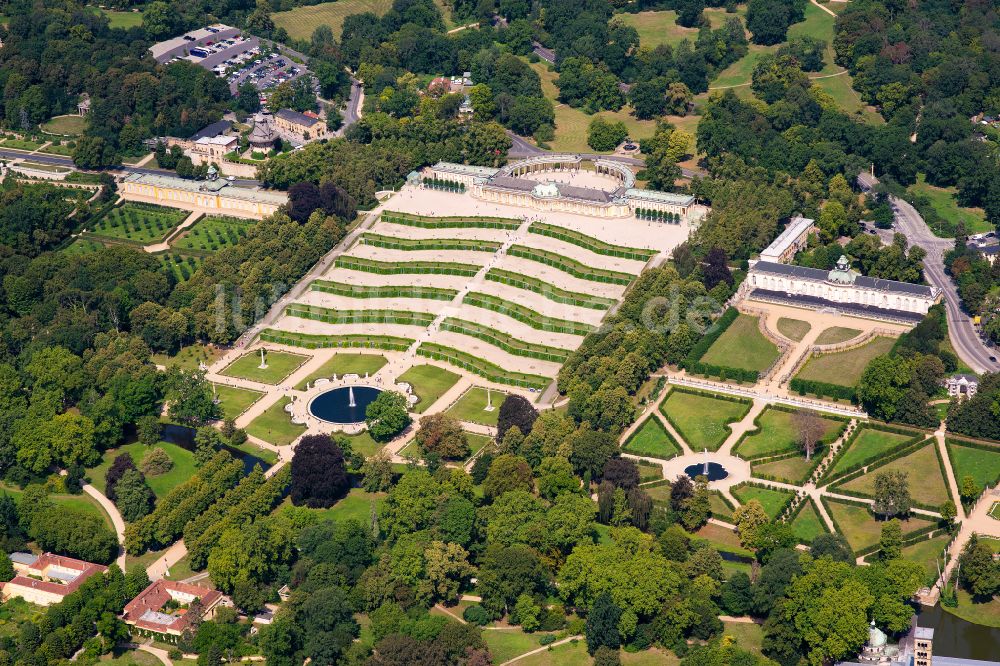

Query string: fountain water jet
[348,386,356,408]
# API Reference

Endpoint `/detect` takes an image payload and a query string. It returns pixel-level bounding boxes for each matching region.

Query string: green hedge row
[820,425,926,484]
[440,317,570,363]
[422,177,466,192]
[463,291,594,336]
[360,232,500,253]
[310,280,458,301]
[789,377,857,402]
[416,343,550,390]
[507,244,634,285]
[528,222,655,261]
[259,329,414,351]
[485,268,615,310]
[381,210,520,230]
[335,256,480,276]
[621,415,682,461]
[286,305,436,327]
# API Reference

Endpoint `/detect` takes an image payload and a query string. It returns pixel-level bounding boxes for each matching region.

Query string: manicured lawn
[397,364,462,413]
[946,439,1000,493]
[776,317,810,342]
[828,427,915,478]
[38,142,75,156]
[95,7,144,29]
[219,349,309,385]
[645,482,672,506]
[795,336,896,387]
[316,488,386,524]
[2,138,44,151]
[734,407,842,458]
[90,202,188,244]
[693,522,753,557]
[97,648,162,666]
[752,455,817,485]
[620,647,681,665]
[64,238,107,255]
[273,0,454,39]
[228,438,279,466]
[40,115,87,135]
[163,554,197,582]
[294,353,388,390]
[791,499,828,543]
[467,433,492,458]
[339,431,383,458]
[908,173,991,236]
[0,483,111,528]
[942,589,1000,628]
[813,72,884,125]
[88,442,197,499]
[212,384,264,420]
[445,387,504,426]
[824,499,936,552]
[623,416,682,460]
[700,314,781,373]
[245,397,306,446]
[900,533,951,584]
[619,10,698,50]
[709,491,735,522]
[151,343,223,372]
[834,443,950,507]
[172,216,254,253]
[731,485,793,519]
[660,390,751,452]
[638,462,664,483]
[814,326,862,345]
[483,628,555,664]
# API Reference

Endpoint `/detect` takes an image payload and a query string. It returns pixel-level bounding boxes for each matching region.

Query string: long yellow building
[120,172,287,220]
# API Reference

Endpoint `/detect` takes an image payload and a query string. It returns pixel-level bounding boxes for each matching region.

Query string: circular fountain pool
[684,462,729,482]
[309,386,383,424]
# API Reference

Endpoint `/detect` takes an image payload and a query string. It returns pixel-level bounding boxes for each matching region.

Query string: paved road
[0,148,263,188]
[859,171,1000,374]
[532,41,555,64]
[343,79,363,128]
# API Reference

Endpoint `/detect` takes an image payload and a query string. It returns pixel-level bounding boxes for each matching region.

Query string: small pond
[309,385,382,424]
[684,461,729,482]
[916,602,1000,659]
[161,423,269,474]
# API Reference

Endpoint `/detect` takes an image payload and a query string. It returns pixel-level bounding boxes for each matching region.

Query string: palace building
[423,155,700,222]
[120,171,287,219]
[2,552,107,606]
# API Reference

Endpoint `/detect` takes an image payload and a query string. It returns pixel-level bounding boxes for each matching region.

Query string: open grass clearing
[38,142,75,156]
[795,336,896,387]
[825,498,936,552]
[339,431,383,459]
[246,396,305,446]
[94,7,145,29]
[40,115,87,136]
[734,407,841,459]
[814,326,862,345]
[731,485,794,518]
[834,442,950,507]
[445,387,503,426]
[294,353,388,390]
[829,427,915,478]
[90,202,188,244]
[623,416,682,460]
[284,487,386,525]
[790,498,828,543]
[397,364,463,413]
[946,439,1000,494]
[722,621,764,655]
[908,173,991,236]
[776,317,810,341]
[941,588,1000,629]
[813,72,884,125]
[709,491,735,522]
[87,441,197,499]
[700,314,781,373]
[660,390,751,452]
[483,628,556,664]
[212,384,264,420]
[273,0,454,40]
[0,483,112,529]
[219,349,308,385]
[692,522,753,557]
[151,344,223,372]
[2,138,45,151]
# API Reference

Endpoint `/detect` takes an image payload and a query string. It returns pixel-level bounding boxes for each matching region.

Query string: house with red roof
[123,579,225,641]
[2,552,107,606]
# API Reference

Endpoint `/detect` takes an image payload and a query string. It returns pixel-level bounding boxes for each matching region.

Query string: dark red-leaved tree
[497,395,538,442]
[291,434,349,508]
[105,452,137,502]
[601,457,640,489]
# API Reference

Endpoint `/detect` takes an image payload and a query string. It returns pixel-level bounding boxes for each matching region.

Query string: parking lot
[225,50,311,96]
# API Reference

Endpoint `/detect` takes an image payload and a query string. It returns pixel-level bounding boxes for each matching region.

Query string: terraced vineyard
[285,305,436,327]
[463,292,594,336]
[485,269,615,309]
[335,256,481,276]
[360,232,500,253]
[310,280,458,301]
[528,221,656,261]
[440,317,571,362]
[417,343,550,389]
[381,210,520,230]
[507,245,634,284]
[259,329,415,350]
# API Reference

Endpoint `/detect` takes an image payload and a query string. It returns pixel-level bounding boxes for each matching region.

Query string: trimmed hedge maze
[335,256,481,276]
[285,305,436,327]
[360,233,501,253]
[259,329,415,351]
[485,269,615,310]
[381,210,520,230]
[310,280,458,301]
[528,222,656,261]
[440,317,570,363]
[417,343,550,389]
[507,245,634,284]
[90,202,188,244]
[173,216,254,253]
[463,292,594,336]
